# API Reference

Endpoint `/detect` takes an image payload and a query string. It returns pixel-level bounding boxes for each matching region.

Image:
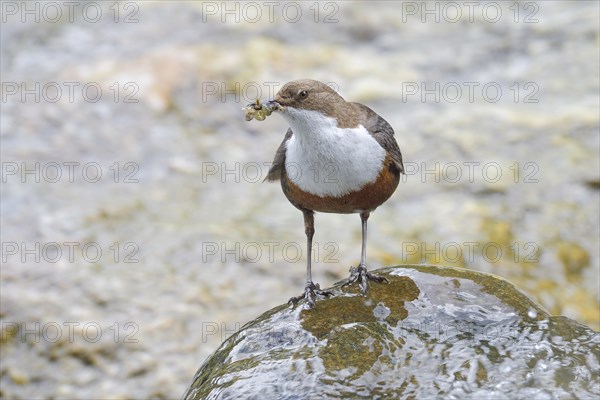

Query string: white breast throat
[282,108,386,197]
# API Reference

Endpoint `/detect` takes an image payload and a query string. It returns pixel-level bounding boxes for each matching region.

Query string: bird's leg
[342,211,389,293]
[288,210,333,308]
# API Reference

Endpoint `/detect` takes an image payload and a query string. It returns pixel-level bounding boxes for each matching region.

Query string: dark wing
[264,128,293,182]
[352,102,404,174]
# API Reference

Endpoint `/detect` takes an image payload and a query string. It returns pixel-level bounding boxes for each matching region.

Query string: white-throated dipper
[262,79,404,308]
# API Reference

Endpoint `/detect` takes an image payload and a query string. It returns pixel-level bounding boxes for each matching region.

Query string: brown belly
[280,155,400,214]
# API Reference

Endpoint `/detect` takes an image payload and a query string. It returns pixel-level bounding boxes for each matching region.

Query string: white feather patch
[282,108,385,197]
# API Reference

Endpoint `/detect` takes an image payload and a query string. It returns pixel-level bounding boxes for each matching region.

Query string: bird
[264,79,404,308]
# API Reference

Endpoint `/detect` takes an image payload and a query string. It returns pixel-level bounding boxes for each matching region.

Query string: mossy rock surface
[183,265,599,399]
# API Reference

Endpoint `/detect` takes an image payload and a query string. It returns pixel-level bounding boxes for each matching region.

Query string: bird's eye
[299,90,308,99]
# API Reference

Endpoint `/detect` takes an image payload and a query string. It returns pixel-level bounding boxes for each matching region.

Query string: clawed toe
[367,274,389,284]
[341,265,389,294]
[288,282,333,308]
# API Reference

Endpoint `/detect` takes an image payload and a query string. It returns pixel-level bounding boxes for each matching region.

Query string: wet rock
[183,265,599,399]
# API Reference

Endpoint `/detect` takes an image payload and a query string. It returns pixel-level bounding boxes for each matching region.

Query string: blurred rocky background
[1,1,598,398]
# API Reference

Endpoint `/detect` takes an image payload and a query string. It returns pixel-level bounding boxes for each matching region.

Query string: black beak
[266,100,281,109]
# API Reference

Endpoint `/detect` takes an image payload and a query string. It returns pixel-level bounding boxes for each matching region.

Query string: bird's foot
[288,282,333,308]
[341,264,389,294]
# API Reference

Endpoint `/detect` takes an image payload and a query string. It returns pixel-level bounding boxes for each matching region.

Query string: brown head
[272,79,348,120]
